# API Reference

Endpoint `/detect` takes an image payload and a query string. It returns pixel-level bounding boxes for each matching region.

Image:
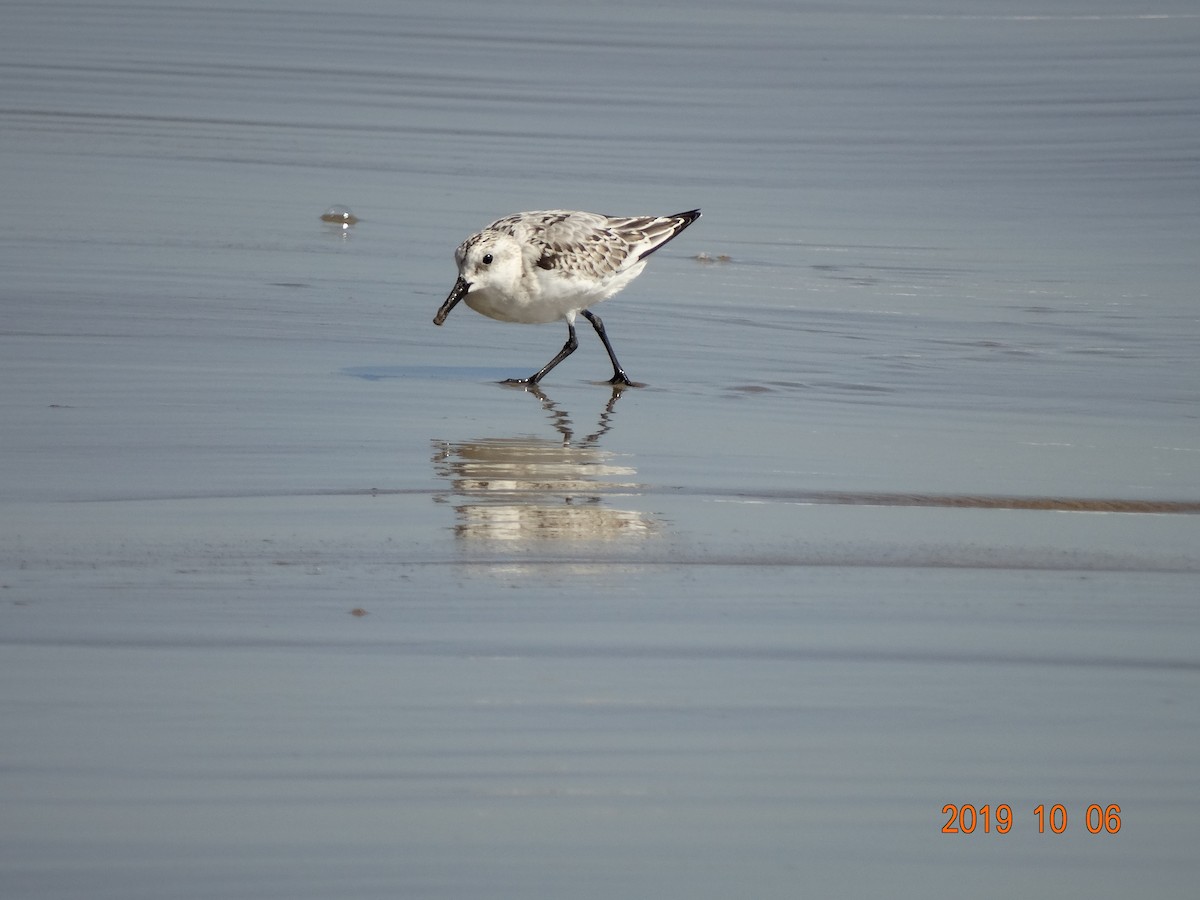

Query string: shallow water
[2,1,1199,897]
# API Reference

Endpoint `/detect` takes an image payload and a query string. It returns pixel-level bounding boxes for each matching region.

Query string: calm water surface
[2,1,1198,897]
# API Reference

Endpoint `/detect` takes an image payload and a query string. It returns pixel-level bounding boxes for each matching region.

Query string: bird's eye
[482,253,493,265]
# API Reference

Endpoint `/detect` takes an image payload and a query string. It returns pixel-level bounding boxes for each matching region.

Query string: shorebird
[433,208,701,385]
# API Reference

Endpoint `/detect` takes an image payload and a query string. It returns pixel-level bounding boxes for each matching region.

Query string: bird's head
[434,231,524,325]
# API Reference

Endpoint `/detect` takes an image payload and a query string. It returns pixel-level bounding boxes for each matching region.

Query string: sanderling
[433,208,701,386]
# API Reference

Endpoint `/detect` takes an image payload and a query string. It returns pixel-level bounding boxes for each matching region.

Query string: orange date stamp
[941,803,1122,834]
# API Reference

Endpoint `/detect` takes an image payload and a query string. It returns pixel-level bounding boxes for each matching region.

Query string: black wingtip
[637,209,702,260]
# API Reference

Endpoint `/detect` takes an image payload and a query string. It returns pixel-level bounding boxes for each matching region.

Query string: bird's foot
[606,372,643,388]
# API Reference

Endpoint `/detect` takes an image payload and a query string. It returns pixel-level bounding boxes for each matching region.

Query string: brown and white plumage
[434,209,700,385]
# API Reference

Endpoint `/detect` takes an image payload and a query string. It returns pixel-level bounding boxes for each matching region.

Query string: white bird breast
[465,259,647,325]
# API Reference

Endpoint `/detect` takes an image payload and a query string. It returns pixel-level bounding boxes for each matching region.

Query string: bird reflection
[433,386,658,541]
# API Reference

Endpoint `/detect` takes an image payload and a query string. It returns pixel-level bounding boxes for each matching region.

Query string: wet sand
[2,2,1199,897]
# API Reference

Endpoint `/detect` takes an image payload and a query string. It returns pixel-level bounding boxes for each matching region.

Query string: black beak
[434,276,470,326]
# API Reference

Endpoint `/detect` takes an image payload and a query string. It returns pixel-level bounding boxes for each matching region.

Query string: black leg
[503,322,578,385]
[580,309,634,386]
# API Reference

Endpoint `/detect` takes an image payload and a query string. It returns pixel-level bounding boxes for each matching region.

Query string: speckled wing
[486,209,701,281]
[603,210,703,263]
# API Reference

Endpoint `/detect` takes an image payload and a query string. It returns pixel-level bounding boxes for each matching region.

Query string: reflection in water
[433,386,657,541]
